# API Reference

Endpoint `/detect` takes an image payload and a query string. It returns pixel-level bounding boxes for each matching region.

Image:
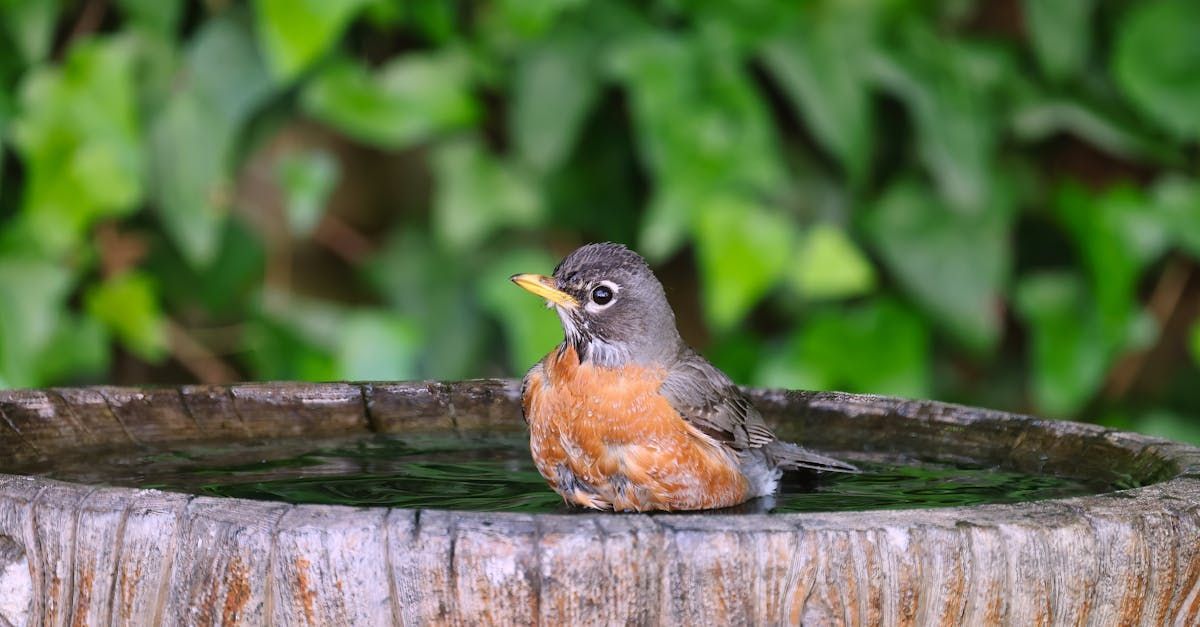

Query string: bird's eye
[591,285,614,306]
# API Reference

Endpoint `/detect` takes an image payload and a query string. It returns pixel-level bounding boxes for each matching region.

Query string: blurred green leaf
[301,52,477,150]
[117,0,182,35]
[872,26,1009,213]
[151,219,266,316]
[613,33,781,188]
[1190,320,1200,369]
[0,0,59,63]
[694,195,793,331]
[11,36,143,254]
[614,33,784,260]
[363,230,482,379]
[761,6,875,184]
[1023,0,1094,82]
[260,290,346,350]
[1011,96,1182,165]
[1113,0,1200,140]
[864,180,1010,351]
[757,298,930,398]
[245,317,338,382]
[336,311,419,381]
[0,258,72,387]
[510,28,600,173]
[488,0,584,41]
[85,272,168,362]
[788,223,876,301]
[638,189,692,263]
[33,314,109,385]
[1152,175,1200,257]
[1015,272,1110,416]
[364,0,455,41]
[277,150,339,237]
[1136,410,1200,445]
[1054,182,1168,336]
[477,248,563,374]
[432,139,543,251]
[254,0,372,81]
[150,13,275,267]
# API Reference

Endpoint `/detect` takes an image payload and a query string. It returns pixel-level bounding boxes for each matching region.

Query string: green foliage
[1113,0,1200,140]
[254,0,371,81]
[758,298,930,399]
[0,0,1199,444]
[12,37,143,254]
[85,272,167,361]
[300,51,478,150]
[863,180,1010,352]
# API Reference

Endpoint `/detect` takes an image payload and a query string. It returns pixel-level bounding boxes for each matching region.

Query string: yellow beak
[510,273,578,307]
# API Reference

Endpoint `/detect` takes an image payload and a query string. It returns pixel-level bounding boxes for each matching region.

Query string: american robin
[511,242,858,512]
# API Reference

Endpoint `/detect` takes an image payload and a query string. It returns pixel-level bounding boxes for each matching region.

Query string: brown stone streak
[295,557,316,625]
[221,557,251,625]
[119,564,141,624]
[70,566,93,627]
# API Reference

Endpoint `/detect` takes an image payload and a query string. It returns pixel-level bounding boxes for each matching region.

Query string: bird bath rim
[0,379,1197,524]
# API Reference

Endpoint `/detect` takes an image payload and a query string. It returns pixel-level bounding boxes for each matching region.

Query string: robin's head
[511,242,682,366]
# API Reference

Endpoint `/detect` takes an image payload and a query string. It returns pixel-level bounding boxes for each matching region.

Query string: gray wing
[658,349,775,450]
[659,349,859,473]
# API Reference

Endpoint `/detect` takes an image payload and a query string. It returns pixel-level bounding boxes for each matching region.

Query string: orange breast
[523,345,749,511]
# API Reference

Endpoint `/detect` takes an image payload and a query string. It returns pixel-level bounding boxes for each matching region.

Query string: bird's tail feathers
[766,441,860,474]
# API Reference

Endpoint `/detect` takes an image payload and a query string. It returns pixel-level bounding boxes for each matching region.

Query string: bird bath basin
[0,380,1198,625]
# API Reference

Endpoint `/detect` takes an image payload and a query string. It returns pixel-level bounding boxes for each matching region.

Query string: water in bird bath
[17,433,1121,513]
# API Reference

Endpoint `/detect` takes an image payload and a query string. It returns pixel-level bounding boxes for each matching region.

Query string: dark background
[0,0,1198,442]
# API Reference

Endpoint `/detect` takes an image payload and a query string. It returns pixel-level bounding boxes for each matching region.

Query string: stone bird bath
[0,380,1198,625]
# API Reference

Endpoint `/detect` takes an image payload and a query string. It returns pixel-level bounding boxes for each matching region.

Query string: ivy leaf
[757,298,930,398]
[149,12,275,267]
[510,28,600,173]
[1113,0,1200,140]
[363,230,483,379]
[614,33,785,261]
[0,258,72,387]
[788,223,876,301]
[863,180,1010,351]
[254,0,372,81]
[488,0,585,40]
[84,272,168,362]
[761,6,875,184]
[1190,320,1200,369]
[1015,273,1109,417]
[277,150,339,237]
[432,139,543,252]
[33,314,109,385]
[301,53,478,150]
[1054,182,1169,336]
[0,0,60,63]
[11,36,143,254]
[1010,96,1183,165]
[872,26,1009,213]
[1152,175,1200,257]
[694,195,793,332]
[477,248,564,374]
[335,311,420,381]
[117,0,182,35]
[1023,0,1095,82]
[1137,410,1200,446]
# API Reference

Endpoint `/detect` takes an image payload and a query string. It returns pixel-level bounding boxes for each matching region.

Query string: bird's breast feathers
[522,344,750,510]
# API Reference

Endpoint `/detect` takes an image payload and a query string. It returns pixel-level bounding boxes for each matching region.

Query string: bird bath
[0,380,1198,625]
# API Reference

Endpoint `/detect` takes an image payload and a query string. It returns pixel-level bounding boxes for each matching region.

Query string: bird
[511,242,858,512]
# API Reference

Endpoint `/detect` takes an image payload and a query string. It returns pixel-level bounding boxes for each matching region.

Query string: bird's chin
[554,306,581,341]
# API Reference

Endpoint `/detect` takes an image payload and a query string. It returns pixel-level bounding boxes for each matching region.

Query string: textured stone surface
[0,381,1197,625]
